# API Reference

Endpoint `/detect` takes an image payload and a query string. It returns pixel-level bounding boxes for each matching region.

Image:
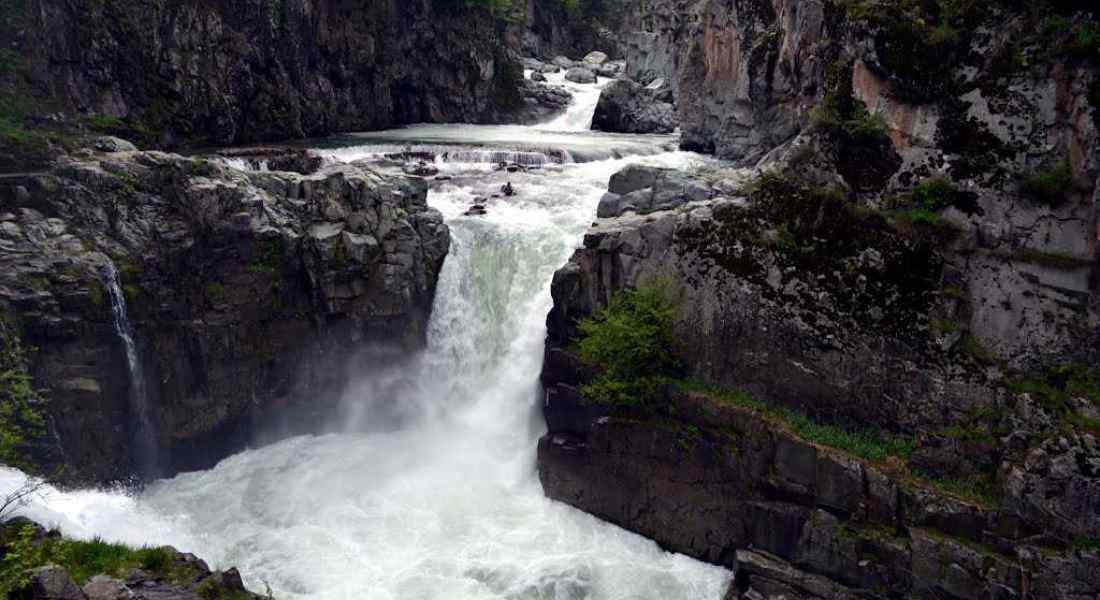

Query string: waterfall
[0,73,730,599]
[101,260,158,478]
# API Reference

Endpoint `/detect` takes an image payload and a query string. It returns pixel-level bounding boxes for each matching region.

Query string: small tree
[577,280,682,405]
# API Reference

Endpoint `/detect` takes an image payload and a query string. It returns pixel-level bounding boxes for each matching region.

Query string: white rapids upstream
[0,74,732,600]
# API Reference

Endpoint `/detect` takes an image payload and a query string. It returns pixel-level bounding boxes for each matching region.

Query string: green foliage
[835,0,972,103]
[248,239,284,275]
[911,178,959,212]
[83,115,127,133]
[205,282,228,304]
[0,317,46,471]
[925,472,1002,508]
[1074,537,1100,552]
[1021,160,1075,206]
[1007,364,1100,414]
[196,577,254,600]
[577,282,681,405]
[0,525,182,594]
[681,380,916,462]
[810,59,890,146]
[958,333,997,365]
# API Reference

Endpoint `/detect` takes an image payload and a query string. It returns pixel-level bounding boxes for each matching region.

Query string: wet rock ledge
[0,145,449,483]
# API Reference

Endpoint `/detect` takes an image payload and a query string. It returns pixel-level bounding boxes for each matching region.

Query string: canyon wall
[541,1,1099,597]
[1,0,523,159]
[0,149,448,483]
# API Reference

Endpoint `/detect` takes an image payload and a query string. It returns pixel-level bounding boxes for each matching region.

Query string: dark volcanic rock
[591,79,676,134]
[0,150,449,482]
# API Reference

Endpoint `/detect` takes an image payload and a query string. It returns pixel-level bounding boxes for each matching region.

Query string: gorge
[1,0,1099,599]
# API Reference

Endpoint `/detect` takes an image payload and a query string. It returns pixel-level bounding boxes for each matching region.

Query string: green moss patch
[678,379,917,462]
[1020,160,1075,206]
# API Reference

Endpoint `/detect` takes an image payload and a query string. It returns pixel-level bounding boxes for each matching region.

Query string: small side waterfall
[101,260,158,478]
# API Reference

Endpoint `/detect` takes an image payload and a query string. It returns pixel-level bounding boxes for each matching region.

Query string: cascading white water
[541,71,607,131]
[100,260,157,477]
[0,72,733,599]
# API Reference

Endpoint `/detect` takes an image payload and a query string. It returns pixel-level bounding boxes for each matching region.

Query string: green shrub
[205,282,227,304]
[911,177,958,212]
[577,282,681,405]
[0,317,46,471]
[1008,364,1100,412]
[1021,160,1074,206]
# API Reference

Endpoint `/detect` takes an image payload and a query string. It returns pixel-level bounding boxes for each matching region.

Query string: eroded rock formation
[0,148,448,482]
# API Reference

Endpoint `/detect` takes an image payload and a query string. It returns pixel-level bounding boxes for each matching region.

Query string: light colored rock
[582,51,608,65]
[564,67,597,84]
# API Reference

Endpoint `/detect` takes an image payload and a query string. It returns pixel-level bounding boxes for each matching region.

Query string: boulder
[92,136,137,153]
[599,165,712,218]
[591,79,676,134]
[517,81,571,123]
[595,61,624,78]
[582,51,608,65]
[15,566,87,600]
[82,576,130,600]
[564,67,597,84]
[644,78,674,103]
[530,71,546,82]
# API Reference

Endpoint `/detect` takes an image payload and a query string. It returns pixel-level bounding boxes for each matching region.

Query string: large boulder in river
[582,51,609,65]
[591,79,676,134]
[564,67,597,84]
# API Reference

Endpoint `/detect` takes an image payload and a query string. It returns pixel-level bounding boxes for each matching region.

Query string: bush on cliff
[577,281,681,405]
[0,317,46,471]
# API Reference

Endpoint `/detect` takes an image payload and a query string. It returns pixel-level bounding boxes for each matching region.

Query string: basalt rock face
[0,149,448,483]
[9,0,523,150]
[539,390,1100,599]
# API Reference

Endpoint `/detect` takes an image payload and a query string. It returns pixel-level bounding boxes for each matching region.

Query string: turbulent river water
[0,74,732,599]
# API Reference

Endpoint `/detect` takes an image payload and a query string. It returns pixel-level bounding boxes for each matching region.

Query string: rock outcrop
[0,148,449,482]
[3,0,525,155]
[2,518,266,600]
[591,79,677,134]
[539,159,1100,598]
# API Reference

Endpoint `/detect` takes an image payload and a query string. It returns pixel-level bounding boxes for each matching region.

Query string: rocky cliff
[0,145,448,483]
[0,0,526,170]
[540,1,1099,597]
